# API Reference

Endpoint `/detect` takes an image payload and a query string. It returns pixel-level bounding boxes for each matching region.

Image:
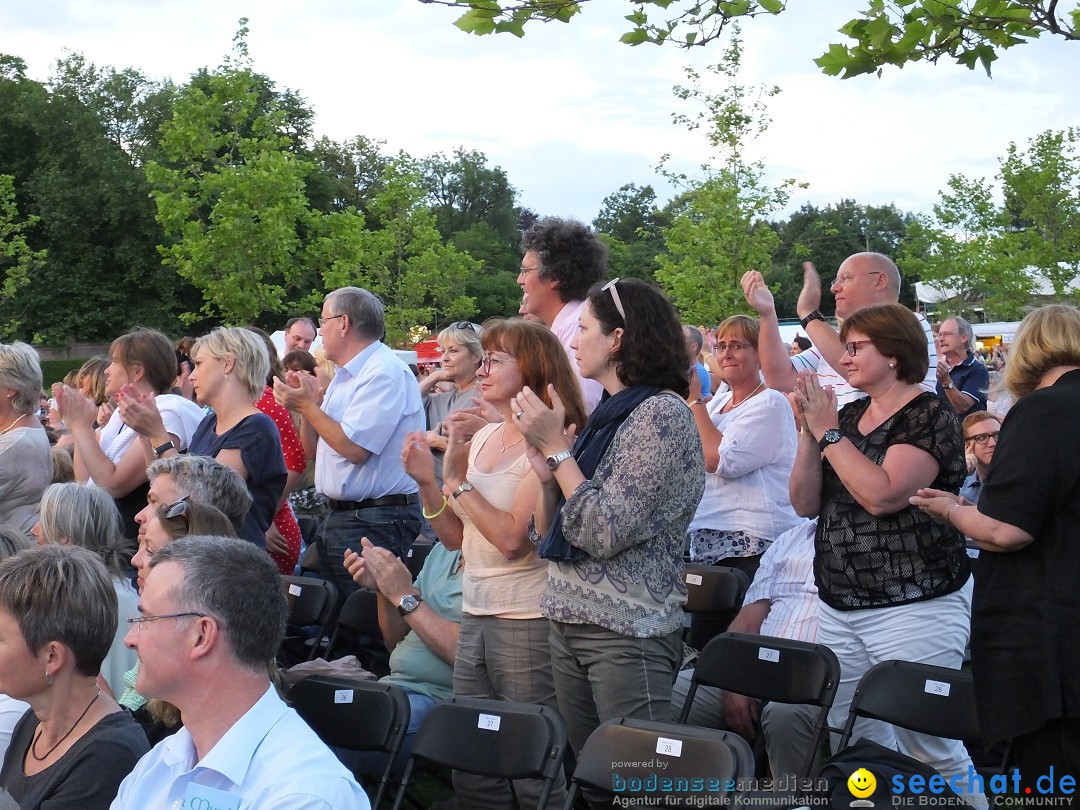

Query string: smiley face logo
[848,768,877,799]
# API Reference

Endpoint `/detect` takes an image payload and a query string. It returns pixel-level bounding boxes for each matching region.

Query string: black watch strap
[800,310,825,329]
[153,440,175,458]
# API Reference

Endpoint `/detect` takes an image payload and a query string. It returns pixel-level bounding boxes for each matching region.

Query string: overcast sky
[3,1,1078,226]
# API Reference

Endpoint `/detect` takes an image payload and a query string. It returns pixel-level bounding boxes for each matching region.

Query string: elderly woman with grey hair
[0,545,148,810]
[0,343,52,533]
[119,327,286,549]
[420,321,484,487]
[30,483,139,699]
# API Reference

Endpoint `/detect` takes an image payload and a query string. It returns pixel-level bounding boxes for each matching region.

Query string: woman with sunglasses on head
[790,303,982,799]
[514,278,706,758]
[400,318,586,808]
[419,322,484,489]
[119,495,236,744]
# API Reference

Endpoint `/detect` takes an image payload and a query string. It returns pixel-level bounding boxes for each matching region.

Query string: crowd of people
[0,214,1075,809]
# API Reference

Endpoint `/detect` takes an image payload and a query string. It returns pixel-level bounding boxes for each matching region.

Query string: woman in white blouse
[686,315,801,579]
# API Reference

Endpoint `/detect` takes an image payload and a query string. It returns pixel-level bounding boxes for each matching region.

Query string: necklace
[499,424,525,454]
[31,690,100,761]
[0,413,24,435]
[728,381,765,410]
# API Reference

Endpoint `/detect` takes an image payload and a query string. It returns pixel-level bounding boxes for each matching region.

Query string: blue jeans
[318,503,423,604]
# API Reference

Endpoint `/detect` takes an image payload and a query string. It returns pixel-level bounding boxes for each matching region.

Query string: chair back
[566,717,754,808]
[678,631,841,777]
[289,675,410,809]
[839,660,980,747]
[281,575,337,661]
[391,697,567,810]
[683,565,750,614]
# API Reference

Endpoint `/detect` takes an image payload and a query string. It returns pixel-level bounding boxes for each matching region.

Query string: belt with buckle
[327,494,419,511]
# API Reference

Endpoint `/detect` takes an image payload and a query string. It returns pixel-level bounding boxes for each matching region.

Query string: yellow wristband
[423,496,448,521]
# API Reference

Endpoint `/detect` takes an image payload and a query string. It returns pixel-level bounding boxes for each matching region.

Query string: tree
[320,157,479,345]
[0,174,45,339]
[899,174,1033,320]
[146,23,366,326]
[592,183,669,281]
[420,0,1078,77]
[654,32,804,325]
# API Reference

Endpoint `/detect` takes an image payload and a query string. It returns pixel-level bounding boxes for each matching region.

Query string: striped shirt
[790,312,937,409]
[743,519,818,643]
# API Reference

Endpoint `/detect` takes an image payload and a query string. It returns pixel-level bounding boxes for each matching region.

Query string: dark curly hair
[586,279,691,397]
[520,217,608,303]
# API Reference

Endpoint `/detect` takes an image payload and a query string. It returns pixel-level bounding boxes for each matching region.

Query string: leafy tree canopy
[419,0,1078,77]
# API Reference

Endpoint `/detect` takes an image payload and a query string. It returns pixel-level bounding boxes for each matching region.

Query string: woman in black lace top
[790,303,981,798]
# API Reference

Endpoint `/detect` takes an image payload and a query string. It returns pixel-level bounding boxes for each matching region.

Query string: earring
[45,670,53,687]
[224,373,229,381]
[888,363,896,369]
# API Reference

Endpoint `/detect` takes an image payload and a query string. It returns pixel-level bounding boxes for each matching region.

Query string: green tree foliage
[592,183,670,281]
[0,174,45,339]
[0,53,185,346]
[899,174,1032,320]
[146,23,366,326]
[420,0,1077,77]
[321,157,479,345]
[655,33,804,325]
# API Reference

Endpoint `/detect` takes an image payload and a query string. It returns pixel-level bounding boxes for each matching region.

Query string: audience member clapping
[0,343,52,534]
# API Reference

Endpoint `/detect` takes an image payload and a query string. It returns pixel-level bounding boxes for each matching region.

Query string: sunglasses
[603,278,626,323]
[163,497,191,529]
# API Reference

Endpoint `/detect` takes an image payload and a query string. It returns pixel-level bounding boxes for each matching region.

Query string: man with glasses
[113,536,370,810]
[935,315,989,416]
[741,252,937,409]
[518,216,606,412]
[274,286,423,604]
[959,411,1000,508]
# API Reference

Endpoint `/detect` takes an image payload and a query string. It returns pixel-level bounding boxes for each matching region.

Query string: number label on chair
[334,689,354,704]
[288,584,302,596]
[924,679,951,697]
[656,737,683,757]
[758,647,780,663]
[685,574,702,586]
[478,713,501,731]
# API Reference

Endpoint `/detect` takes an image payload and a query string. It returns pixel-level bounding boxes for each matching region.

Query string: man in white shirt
[282,317,317,355]
[742,253,936,409]
[112,535,370,810]
[518,217,607,413]
[274,287,424,603]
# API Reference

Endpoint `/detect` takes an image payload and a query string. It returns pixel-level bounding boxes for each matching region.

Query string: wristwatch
[451,480,475,498]
[397,593,423,617]
[800,310,826,329]
[153,441,175,458]
[546,450,573,471]
[818,428,843,452]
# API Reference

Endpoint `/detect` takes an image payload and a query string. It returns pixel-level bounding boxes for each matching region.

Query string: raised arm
[740,271,799,392]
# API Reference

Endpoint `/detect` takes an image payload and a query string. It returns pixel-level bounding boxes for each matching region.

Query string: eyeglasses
[603,278,626,323]
[318,314,345,327]
[127,611,207,627]
[965,431,999,445]
[832,271,884,287]
[163,497,190,529]
[844,340,874,356]
[480,354,515,373]
[519,264,540,276]
[715,341,752,354]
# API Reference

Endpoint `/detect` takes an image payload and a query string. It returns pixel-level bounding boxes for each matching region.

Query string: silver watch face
[399,594,420,613]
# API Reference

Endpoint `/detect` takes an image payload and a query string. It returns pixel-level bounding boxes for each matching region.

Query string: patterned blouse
[540,393,706,638]
[815,392,969,610]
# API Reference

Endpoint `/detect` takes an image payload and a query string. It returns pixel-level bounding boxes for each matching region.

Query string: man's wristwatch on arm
[397,593,423,617]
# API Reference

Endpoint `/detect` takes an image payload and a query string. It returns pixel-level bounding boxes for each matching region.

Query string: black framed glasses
[603,277,626,323]
[450,321,479,333]
[966,431,999,446]
[127,611,207,627]
[844,340,874,356]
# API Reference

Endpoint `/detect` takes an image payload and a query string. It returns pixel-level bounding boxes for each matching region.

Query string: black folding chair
[289,675,410,809]
[565,717,755,808]
[325,587,390,677]
[683,564,751,650]
[281,575,338,662]
[404,539,434,580]
[677,631,841,778]
[391,697,568,810]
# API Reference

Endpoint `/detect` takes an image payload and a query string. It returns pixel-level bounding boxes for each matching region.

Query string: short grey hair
[0,342,43,415]
[193,326,270,402]
[437,322,483,362]
[683,325,704,355]
[147,456,252,532]
[37,483,133,579]
[946,315,975,352]
[326,287,384,341]
[0,544,117,677]
[150,535,286,670]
